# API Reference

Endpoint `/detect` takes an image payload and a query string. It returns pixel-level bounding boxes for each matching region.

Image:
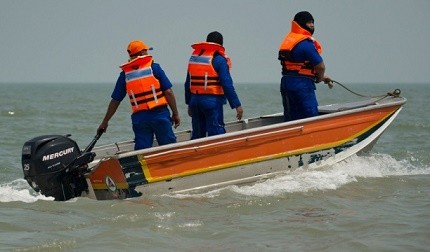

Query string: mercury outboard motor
[21,134,97,201]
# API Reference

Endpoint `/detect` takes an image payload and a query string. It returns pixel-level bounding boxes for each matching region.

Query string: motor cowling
[21,135,91,201]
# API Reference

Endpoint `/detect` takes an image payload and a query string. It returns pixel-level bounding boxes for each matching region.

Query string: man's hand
[236,106,243,120]
[322,76,333,89]
[97,122,108,135]
[171,114,180,129]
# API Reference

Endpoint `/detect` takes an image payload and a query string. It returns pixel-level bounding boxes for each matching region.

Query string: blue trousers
[189,95,226,139]
[281,76,319,121]
[132,116,176,150]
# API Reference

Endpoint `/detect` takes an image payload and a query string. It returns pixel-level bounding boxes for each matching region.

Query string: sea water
[0,82,429,251]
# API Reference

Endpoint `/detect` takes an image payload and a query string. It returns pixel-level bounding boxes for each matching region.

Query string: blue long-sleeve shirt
[281,39,323,92]
[185,54,241,109]
[111,62,173,124]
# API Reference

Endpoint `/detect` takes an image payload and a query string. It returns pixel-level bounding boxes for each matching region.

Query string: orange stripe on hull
[141,106,400,183]
[88,158,129,190]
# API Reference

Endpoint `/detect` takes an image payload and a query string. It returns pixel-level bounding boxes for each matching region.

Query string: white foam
[3,154,428,202]
[169,188,223,199]
[0,179,53,203]
[172,153,430,198]
[231,153,430,197]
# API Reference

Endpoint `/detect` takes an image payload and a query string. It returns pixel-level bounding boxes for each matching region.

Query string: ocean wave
[229,153,430,197]
[0,179,53,203]
[3,153,428,202]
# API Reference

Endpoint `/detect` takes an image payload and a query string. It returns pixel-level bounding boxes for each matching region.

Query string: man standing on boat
[97,40,180,150]
[278,11,333,121]
[185,31,243,139]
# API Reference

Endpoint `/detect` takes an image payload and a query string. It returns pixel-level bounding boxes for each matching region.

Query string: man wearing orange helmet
[98,40,180,150]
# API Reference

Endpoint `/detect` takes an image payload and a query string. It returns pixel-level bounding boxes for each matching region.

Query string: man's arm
[97,99,120,133]
[164,88,180,128]
[152,62,181,127]
[315,62,333,87]
[213,56,242,105]
[314,61,326,83]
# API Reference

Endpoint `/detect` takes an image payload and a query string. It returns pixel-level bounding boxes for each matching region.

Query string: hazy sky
[1,0,429,85]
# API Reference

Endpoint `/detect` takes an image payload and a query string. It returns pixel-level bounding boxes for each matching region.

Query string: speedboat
[21,89,406,201]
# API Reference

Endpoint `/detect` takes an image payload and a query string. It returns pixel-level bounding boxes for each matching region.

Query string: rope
[330,80,401,101]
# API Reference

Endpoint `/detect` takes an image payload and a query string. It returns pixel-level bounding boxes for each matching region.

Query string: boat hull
[84,96,405,200]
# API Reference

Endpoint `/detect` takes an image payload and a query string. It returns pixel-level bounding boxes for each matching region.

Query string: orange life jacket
[187,42,232,95]
[120,55,168,113]
[279,21,323,77]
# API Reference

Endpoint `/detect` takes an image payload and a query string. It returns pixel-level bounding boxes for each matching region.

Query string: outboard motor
[21,134,95,201]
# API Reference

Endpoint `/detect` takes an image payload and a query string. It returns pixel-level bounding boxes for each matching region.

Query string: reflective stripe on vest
[279,21,322,77]
[120,55,168,113]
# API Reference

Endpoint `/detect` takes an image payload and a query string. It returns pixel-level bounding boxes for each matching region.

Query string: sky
[1,0,429,85]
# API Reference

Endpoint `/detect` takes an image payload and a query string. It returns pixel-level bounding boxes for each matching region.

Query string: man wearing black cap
[278,11,332,121]
[185,31,243,139]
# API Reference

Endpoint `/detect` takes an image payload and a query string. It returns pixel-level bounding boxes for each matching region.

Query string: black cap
[294,11,314,33]
[206,31,223,45]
